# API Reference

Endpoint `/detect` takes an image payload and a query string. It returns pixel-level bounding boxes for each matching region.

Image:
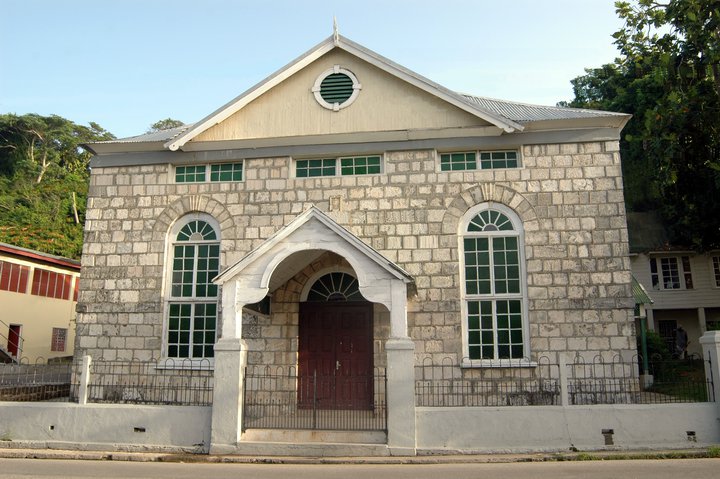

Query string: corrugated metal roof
[632,276,654,305]
[0,242,81,269]
[460,95,627,123]
[100,124,194,144]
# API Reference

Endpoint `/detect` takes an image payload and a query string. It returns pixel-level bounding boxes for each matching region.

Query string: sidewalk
[0,444,715,464]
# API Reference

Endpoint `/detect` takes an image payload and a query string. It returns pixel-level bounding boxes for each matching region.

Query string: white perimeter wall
[0,402,717,454]
[0,403,211,452]
[417,404,720,453]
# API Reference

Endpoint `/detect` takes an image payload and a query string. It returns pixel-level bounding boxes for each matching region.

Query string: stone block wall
[76,141,635,367]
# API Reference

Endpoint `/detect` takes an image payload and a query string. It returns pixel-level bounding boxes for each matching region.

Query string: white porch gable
[213,205,413,340]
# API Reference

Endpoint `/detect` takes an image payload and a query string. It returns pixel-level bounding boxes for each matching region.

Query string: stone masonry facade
[75,140,635,368]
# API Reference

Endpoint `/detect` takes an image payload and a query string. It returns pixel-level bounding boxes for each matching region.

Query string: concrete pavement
[0,442,716,464]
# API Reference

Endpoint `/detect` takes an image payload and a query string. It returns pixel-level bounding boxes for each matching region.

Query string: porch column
[386,280,416,455]
[698,307,707,334]
[210,280,265,453]
[646,309,656,331]
[699,331,720,405]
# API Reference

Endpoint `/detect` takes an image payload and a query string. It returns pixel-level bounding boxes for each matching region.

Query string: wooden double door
[298,302,374,410]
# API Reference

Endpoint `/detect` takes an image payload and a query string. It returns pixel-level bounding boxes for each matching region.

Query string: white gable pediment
[166,35,522,151]
[214,206,413,295]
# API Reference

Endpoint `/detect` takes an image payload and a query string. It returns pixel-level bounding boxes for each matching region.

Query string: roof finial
[333,16,339,45]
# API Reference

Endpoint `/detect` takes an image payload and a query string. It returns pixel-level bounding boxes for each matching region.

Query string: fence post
[699,331,720,403]
[558,352,569,407]
[78,355,92,405]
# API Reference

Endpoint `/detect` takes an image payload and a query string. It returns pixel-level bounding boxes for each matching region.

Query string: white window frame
[161,213,221,367]
[458,202,532,368]
[650,256,693,290]
[712,256,720,288]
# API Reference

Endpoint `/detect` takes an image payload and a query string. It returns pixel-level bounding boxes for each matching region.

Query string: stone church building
[78,34,634,453]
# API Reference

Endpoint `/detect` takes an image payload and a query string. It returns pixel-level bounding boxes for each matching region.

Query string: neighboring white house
[0,242,79,363]
[628,212,720,358]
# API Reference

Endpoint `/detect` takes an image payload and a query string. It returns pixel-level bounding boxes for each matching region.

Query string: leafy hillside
[0,113,115,259]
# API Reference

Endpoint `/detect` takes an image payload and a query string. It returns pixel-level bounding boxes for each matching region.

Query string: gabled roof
[164,34,526,151]
[214,206,413,285]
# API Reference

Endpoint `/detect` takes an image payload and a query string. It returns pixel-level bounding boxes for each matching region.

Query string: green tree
[147,118,185,133]
[568,0,720,250]
[0,113,115,258]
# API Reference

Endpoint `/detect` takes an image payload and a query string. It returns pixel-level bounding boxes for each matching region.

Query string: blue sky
[1,0,623,138]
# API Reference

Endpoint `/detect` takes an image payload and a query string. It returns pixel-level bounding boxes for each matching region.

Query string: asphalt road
[0,458,718,479]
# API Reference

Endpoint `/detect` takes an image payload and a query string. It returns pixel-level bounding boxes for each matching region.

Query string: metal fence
[415,356,560,407]
[73,358,214,406]
[567,355,713,405]
[243,365,387,431]
[415,355,714,407]
[0,360,72,402]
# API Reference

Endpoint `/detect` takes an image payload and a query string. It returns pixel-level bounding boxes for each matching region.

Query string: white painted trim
[311,65,362,111]
[214,206,412,285]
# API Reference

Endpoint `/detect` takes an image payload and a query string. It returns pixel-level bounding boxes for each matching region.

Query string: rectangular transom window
[296,159,336,178]
[175,162,243,183]
[296,155,382,177]
[340,156,381,175]
[210,162,243,182]
[440,150,519,171]
[175,165,206,183]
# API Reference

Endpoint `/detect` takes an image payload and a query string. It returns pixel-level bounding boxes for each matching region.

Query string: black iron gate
[242,365,387,431]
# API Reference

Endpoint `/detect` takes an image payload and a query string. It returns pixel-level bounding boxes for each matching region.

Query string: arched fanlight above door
[306,272,364,301]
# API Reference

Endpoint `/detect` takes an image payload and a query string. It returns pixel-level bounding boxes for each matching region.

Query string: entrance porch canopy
[213,206,414,340]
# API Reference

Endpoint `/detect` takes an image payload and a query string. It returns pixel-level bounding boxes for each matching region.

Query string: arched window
[461,204,528,363]
[306,272,364,302]
[166,216,220,359]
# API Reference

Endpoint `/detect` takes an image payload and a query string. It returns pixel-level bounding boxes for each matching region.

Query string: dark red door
[298,302,373,409]
[7,325,21,357]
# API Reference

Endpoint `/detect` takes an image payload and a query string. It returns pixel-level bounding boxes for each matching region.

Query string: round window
[312,66,361,111]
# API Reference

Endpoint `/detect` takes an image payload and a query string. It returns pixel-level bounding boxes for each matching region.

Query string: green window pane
[469,346,481,359]
[468,331,480,344]
[481,316,493,329]
[482,346,494,358]
[498,345,510,358]
[511,345,524,358]
[478,151,519,170]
